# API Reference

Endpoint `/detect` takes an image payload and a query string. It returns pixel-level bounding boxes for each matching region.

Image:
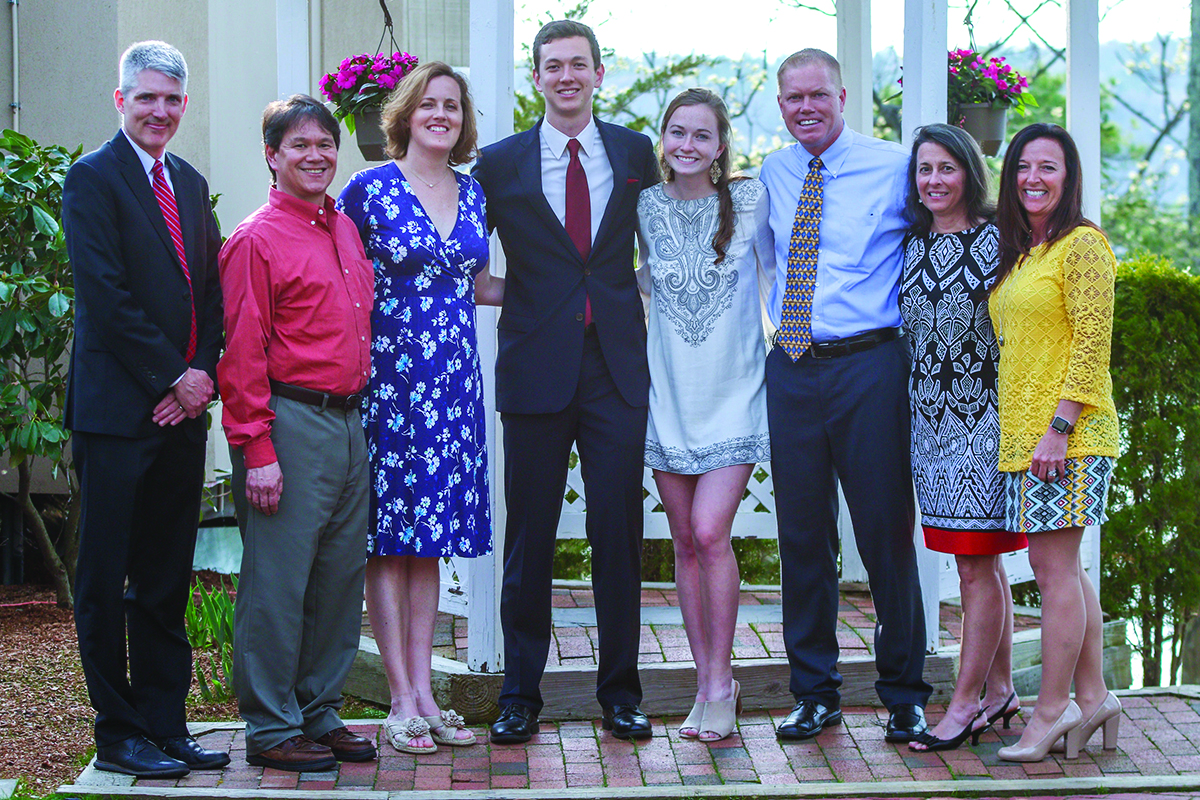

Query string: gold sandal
[384,716,437,754]
[423,709,477,747]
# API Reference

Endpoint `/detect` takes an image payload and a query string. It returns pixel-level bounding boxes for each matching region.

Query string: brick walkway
[62,690,1200,798]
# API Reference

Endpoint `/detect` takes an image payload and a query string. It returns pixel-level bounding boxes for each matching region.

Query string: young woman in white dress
[636,89,774,742]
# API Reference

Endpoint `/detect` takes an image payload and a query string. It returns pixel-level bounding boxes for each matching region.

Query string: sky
[512,0,1191,62]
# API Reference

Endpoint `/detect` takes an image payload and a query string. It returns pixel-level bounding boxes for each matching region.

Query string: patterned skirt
[1002,455,1114,534]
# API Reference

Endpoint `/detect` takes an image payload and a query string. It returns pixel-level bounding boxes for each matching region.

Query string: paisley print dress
[636,179,773,474]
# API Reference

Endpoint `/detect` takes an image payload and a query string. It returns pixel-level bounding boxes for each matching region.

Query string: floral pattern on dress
[338,164,492,558]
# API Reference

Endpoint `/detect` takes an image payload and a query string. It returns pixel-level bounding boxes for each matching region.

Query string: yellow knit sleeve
[1060,229,1116,407]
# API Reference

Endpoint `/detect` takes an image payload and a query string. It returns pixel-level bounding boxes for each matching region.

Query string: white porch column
[466,0,513,673]
[1067,0,1102,590]
[1066,0,1102,223]
[276,0,310,97]
[904,0,948,654]
[836,0,872,135]
[902,0,948,142]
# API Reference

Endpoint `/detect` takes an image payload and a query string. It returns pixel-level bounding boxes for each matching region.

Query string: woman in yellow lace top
[991,124,1121,764]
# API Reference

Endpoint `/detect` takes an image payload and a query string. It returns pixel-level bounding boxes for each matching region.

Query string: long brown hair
[657,88,742,263]
[995,123,1099,285]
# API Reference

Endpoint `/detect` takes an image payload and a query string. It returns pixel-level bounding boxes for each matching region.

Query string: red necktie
[565,139,592,327]
[151,159,197,362]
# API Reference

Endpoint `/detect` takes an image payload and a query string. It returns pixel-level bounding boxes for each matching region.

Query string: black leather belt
[773,327,901,359]
[269,379,363,411]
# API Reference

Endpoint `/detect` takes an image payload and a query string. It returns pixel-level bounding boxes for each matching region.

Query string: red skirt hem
[922,525,1028,555]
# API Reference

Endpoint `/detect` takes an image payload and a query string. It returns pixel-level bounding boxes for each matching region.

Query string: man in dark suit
[62,40,227,778]
[473,19,660,743]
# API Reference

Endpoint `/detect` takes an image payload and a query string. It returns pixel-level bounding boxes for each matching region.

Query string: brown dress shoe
[314,726,377,762]
[246,735,337,772]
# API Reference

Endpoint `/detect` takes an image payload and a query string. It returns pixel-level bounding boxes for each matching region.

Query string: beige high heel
[679,701,706,739]
[997,700,1083,762]
[698,680,742,742]
[1051,692,1121,753]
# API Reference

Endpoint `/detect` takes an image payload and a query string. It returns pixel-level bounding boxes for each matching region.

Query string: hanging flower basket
[352,108,387,161]
[946,48,1036,156]
[318,51,419,161]
[955,102,1008,156]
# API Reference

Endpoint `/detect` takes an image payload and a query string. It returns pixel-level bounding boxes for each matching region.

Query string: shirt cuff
[242,437,278,470]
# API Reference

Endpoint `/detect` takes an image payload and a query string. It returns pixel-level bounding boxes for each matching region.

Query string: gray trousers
[230,395,369,755]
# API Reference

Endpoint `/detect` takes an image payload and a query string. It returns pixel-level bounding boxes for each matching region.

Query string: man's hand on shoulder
[246,461,283,516]
[175,367,215,417]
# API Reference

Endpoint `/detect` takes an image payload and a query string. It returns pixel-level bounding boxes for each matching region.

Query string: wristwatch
[1049,415,1075,435]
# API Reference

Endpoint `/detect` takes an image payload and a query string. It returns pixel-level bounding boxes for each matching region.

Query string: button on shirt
[760,125,909,342]
[218,188,374,468]
[540,116,612,246]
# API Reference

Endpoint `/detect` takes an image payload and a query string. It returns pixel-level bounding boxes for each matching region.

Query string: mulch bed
[0,579,239,795]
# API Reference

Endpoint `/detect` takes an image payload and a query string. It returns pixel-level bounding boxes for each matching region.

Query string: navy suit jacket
[62,130,223,442]
[473,118,660,414]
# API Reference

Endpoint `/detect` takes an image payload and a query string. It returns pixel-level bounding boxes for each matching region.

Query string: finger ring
[178,404,184,411]
[1048,468,1060,480]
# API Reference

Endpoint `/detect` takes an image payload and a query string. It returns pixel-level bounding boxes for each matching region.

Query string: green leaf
[47,291,70,317]
[31,206,59,237]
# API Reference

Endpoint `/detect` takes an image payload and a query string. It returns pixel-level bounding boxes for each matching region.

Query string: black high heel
[985,691,1020,730]
[908,709,987,752]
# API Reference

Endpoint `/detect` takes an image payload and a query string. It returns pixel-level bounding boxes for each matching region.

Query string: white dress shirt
[540,117,613,246]
[121,128,176,193]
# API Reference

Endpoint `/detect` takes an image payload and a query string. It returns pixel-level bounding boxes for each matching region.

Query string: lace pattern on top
[989,227,1120,472]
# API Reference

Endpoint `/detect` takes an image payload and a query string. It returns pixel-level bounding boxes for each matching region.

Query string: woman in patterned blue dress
[899,124,1025,753]
[339,62,502,755]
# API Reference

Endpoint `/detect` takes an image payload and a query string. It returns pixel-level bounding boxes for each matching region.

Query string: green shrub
[1104,253,1200,686]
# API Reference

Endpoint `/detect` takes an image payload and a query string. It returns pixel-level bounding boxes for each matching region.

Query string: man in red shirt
[218,95,376,772]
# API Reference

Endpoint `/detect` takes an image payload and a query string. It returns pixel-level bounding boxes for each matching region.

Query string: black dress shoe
[776,699,842,740]
[490,704,539,744]
[602,704,653,741]
[885,703,928,742]
[95,734,190,778]
[158,735,231,770]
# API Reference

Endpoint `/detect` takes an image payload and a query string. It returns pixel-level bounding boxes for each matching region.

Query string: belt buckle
[347,393,362,411]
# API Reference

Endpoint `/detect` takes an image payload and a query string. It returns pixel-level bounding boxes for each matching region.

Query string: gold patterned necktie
[778,156,824,360]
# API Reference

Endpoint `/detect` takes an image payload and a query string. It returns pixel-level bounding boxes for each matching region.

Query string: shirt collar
[121,128,165,177]
[797,124,853,178]
[268,187,338,229]
[541,115,599,159]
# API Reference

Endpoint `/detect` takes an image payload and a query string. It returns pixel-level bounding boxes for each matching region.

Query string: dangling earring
[709,160,722,184]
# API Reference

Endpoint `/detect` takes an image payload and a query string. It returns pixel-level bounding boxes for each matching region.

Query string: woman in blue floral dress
[339,62,503,754]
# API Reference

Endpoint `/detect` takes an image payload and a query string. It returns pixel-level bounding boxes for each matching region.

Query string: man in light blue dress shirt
[759,48,932,743]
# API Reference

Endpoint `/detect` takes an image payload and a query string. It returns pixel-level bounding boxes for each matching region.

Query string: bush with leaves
[1103,253,1200,686]
[0,130,80,607]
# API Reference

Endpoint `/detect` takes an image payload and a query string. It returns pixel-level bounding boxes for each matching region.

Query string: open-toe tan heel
[698,680,740,742]
[679,702,706,739]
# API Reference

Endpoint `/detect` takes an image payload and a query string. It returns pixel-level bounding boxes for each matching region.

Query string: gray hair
[119,41,188,96]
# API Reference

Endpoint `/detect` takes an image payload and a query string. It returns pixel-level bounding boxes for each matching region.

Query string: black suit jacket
[472,118,660,414]
[62,130,223,441]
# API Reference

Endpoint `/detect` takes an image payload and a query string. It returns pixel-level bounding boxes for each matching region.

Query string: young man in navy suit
[62,41,227,777]
[473,19,660,743]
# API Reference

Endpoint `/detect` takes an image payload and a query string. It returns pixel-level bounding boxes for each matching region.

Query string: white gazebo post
[1067,0,1103,590]
[466,0,514,673]
[903,0,949,654]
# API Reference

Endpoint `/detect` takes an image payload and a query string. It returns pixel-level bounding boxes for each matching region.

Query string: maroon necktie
[151,159,197,362]
[565,138,592,327]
